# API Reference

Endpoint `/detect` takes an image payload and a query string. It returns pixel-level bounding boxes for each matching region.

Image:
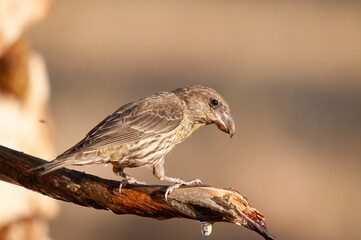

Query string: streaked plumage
[31,85,235,199]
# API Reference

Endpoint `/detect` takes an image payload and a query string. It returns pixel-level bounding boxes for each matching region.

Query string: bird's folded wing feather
[57,93,184,159]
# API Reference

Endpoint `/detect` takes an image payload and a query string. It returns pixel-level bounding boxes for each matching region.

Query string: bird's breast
[110,134,175,168]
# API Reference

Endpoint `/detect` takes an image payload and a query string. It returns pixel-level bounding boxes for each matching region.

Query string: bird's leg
[153,161,202,201]
[113,167,146,195]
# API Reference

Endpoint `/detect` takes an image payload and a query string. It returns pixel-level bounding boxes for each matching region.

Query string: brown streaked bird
[31,85,235,199]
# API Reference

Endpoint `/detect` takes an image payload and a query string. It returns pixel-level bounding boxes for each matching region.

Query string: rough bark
[0,145,276,240]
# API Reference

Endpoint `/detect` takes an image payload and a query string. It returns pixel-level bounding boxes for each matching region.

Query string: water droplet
[201,222,213,236]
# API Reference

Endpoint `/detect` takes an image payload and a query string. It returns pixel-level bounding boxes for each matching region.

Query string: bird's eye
[211,99,218,106]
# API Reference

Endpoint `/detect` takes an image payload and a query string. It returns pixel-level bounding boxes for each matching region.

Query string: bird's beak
[211,112,235,138]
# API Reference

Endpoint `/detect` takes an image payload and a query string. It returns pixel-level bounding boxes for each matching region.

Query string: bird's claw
[118,179,146,196]
[189,179,202,185]
[165,178,202,201]
[165,183,181,201]
[127,178,146,185]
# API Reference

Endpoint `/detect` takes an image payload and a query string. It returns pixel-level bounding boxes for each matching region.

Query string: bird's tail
[28,158,75,175]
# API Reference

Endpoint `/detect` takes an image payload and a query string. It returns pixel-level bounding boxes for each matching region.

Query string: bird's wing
[57,93,184,159]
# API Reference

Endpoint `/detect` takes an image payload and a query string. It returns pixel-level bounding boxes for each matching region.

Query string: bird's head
[173,85,235,138]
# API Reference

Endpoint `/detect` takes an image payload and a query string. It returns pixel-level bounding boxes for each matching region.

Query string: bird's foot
[165,178,202,201]
[118,178,146,196]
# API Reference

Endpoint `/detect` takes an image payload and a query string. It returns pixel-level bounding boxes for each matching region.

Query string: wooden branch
[0,145,276,240]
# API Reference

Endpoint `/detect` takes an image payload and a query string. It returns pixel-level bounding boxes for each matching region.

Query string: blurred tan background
[22,0,361,239]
